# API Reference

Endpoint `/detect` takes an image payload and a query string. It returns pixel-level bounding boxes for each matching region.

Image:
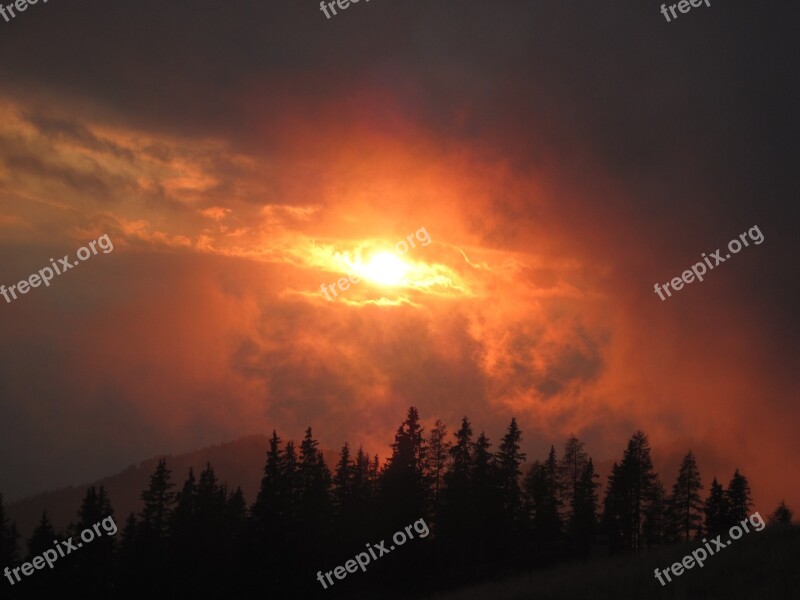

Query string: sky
[0,0,798,515]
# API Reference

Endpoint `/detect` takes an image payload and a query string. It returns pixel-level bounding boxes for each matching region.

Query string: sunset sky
[0,0,797,517]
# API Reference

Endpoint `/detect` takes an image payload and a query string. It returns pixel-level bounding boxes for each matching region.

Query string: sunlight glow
[357,252,410,285]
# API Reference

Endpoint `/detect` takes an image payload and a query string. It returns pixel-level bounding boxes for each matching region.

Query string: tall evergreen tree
[769,501,793,525]
[525,447,561,541]
[439,417,474,571]
[643,479,668,545]
[252,430,284,531]
[296,428,332,565]
[571,458,599,552]
[703,477,729,537]
[602,432,657,552]
[495,417,526,527]
[381,407,428,524]
[139,458,176,540]
[426,419,451,513]
[725,469,753,526]
[668,451,704,541]
[559,435,589,522]
[27,511,57,558]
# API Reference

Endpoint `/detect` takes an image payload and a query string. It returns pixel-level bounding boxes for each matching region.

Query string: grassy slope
[422,525,800,600]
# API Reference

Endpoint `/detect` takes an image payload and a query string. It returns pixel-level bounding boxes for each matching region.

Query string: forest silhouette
[0,407,791,599]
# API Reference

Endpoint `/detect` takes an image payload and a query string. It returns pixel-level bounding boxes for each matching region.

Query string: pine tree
[27,511,57,558]
[571,458,599,552]
[439,417,474,571]
[381,407,428,524]
[668,451,704,541]
[333,442,353,513]
[426,419,451,513]
[768,501,793,525]
[495,417,526,526]
[470,432,499,550]
[703,477,729,537]
[296,428,332,565]
[725,469,752,526]
[559,435,589,522]
[602,432,657,552]
[252,430,284,530]
[525,448,561,541]
[139,458,176,540]
[643,479,668,545]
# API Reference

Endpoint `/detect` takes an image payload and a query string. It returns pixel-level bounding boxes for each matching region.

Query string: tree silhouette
[571,458,599,554]
[602,431,657,553]
[643,478,668,545]
[426,419,451,515]
[668,451,704,541]
[559,435,589,525]
[769,501,793,525]
[704,477,730,537]
[526,447,562,542]
[0,409,779,599]
[725,469,753,527]
[381,407,428,526]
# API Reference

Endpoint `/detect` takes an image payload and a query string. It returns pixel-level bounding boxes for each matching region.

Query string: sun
[357,251,410,286]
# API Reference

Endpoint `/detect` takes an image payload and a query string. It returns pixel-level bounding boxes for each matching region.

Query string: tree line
[0,407,793,598]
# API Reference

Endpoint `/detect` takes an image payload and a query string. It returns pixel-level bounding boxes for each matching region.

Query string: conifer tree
[644,479,668,545]
[571,458,599,551]
[27,511,57,558]
[426,419,451,513]
[559,435,589,522]
[381,408,428,523]
[725,469,752,526]
[525,448,561,540]
[668,451,704,541]
[602,432,657,552]
[495,417,526,526]
[769,500,793,525]
[139,458,176,540]
[703,477,729,537]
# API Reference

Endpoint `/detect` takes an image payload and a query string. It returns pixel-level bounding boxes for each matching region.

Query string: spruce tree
[703,477,729,537]
[602,432,657,552]
[495,417,526,527]
[571,458,599,552]
[27,511,57,558]
[725,469,753,526]
[667,451,703,541]
[643,479,668,545]
[525,449,561,541]
[426,419,451,513]
[559,435,589,523]
[140,458,176,540]
[381,408,428,524]
[769,501,793,525]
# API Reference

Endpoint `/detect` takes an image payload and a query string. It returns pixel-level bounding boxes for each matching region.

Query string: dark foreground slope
[422,525,800,600]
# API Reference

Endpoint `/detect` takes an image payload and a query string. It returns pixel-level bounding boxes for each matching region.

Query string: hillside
[421,525,800,600]
[6,434,271,541]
